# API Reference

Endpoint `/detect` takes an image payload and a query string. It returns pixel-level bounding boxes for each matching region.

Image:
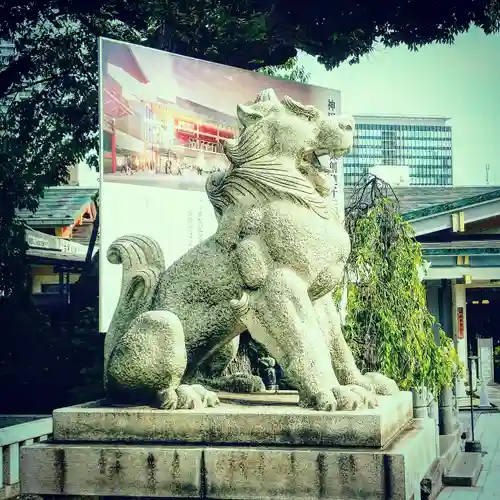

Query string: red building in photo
[101,43,149,173]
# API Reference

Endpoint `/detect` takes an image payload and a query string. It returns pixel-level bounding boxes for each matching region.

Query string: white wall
[69,161,99,188]
[369,165,411,187]
[99,183,218,332]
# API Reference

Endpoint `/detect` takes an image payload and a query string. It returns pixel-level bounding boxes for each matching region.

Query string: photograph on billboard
[99,37,343,333]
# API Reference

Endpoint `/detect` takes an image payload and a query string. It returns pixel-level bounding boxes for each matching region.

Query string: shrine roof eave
[421,240,500,256]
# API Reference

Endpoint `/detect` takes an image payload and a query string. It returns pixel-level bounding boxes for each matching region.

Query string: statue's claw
[345,384,378,409]
[176,385,204,409]
[363,372,399,396]
[299,390,337,411]
[230,292,250,316]
[331,385,365,410]
[299,385,371,412]
[157,387,178,410]
[165,384,219,410]
[192,384,220,407]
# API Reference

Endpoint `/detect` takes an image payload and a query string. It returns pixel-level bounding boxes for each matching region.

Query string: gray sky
[298,27,500,186]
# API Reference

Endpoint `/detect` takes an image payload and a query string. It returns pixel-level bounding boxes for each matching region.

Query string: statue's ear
[282,95,320,120]
[237,104,264,128]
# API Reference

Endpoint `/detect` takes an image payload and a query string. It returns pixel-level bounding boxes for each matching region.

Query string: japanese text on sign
[457,306,464,339]
[328,99,336,116]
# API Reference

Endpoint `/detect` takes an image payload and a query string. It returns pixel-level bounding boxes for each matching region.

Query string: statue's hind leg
[314,295,399,398]
[106,310,219,409]
[198,335,265,394]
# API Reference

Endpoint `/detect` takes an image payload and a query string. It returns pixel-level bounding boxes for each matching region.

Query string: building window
[41,283,63,294]
[347,117,453,186]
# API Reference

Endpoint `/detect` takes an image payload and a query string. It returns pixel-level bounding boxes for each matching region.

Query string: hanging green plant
[494,346,500,366]
[340,176,463,396]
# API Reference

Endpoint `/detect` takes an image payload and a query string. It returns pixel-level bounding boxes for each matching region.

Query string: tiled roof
[344,186,500,218]
[17,187,98,228]
[26,248,87,263]
[17,184,500,233]
[421,240,500,255]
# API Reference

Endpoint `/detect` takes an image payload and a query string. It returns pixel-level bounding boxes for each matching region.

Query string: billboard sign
[99,37,344,332]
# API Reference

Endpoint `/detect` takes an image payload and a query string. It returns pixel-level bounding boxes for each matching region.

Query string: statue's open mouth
[305,148,348,174]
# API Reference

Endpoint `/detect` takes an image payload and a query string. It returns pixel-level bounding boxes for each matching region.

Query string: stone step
[420,429,462,500]
[438,427,462,470]
[20,418,438,500]
[52,391,413,448]
[442,452,483,487]
[421,459,442,500]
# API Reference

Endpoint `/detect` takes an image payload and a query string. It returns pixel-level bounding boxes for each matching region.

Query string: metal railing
[0,416,53,500]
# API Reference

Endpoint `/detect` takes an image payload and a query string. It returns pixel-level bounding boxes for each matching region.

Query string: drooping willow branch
[341,174,462,392]
[345,173,399,225]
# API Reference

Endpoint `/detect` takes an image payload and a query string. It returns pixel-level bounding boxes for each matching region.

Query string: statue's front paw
[345,384,378,409]
[158,384,220,410]
[363,372,399,396]
[300,386,370,411]
[157,387,178,410]
[343,375,374,393]
[299,390,337,411]
[176,385,204,409]
[192,384,220,407]
[331,386,366,411]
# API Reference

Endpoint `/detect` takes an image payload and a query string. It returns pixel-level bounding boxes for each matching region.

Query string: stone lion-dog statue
[104,88,399,411]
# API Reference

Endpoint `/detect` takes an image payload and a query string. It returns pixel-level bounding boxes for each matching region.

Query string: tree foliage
[258,56,311,84]
[0,298,103,414]
[1,0,499,294]
[2,0,498,71]
[341,177,463,395]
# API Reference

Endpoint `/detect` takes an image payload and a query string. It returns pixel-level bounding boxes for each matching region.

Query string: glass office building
[344,115,453,186]
[0,40,14,67]
[0,41,16,115]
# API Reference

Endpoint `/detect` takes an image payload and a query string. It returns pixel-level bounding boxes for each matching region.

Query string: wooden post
[2,442,20,484]
[0,444,3,485]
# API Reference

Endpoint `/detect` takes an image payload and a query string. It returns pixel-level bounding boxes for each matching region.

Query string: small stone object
[478,379,491,407]
[104,88,400,411]
[258,357,277,390]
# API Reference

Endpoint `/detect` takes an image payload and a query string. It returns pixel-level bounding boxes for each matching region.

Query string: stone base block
[52,391,412,448]
[20,418,437,500]
[0,483,19,500]
[443,451,483,487]
[420,428,462,500]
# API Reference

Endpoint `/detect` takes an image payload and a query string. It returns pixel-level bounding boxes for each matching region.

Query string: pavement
[438,411,500,499]
[458,410,482,438]
[456,382,500,438]
[486,382,500,408]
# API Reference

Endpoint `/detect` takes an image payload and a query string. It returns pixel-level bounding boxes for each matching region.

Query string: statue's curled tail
[104,234,166,387]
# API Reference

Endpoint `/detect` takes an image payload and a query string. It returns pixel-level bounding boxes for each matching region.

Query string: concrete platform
[20,418,437,500]
[52,391,413,448]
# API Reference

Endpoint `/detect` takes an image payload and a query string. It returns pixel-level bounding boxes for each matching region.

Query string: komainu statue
[104,88,399,411]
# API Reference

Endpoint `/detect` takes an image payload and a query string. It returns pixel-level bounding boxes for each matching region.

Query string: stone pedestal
[438,388,456,436]
[20,391,438,500]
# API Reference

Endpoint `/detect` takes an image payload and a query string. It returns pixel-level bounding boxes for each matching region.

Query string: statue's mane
[206,91,332,219]
[207,162,330,219]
